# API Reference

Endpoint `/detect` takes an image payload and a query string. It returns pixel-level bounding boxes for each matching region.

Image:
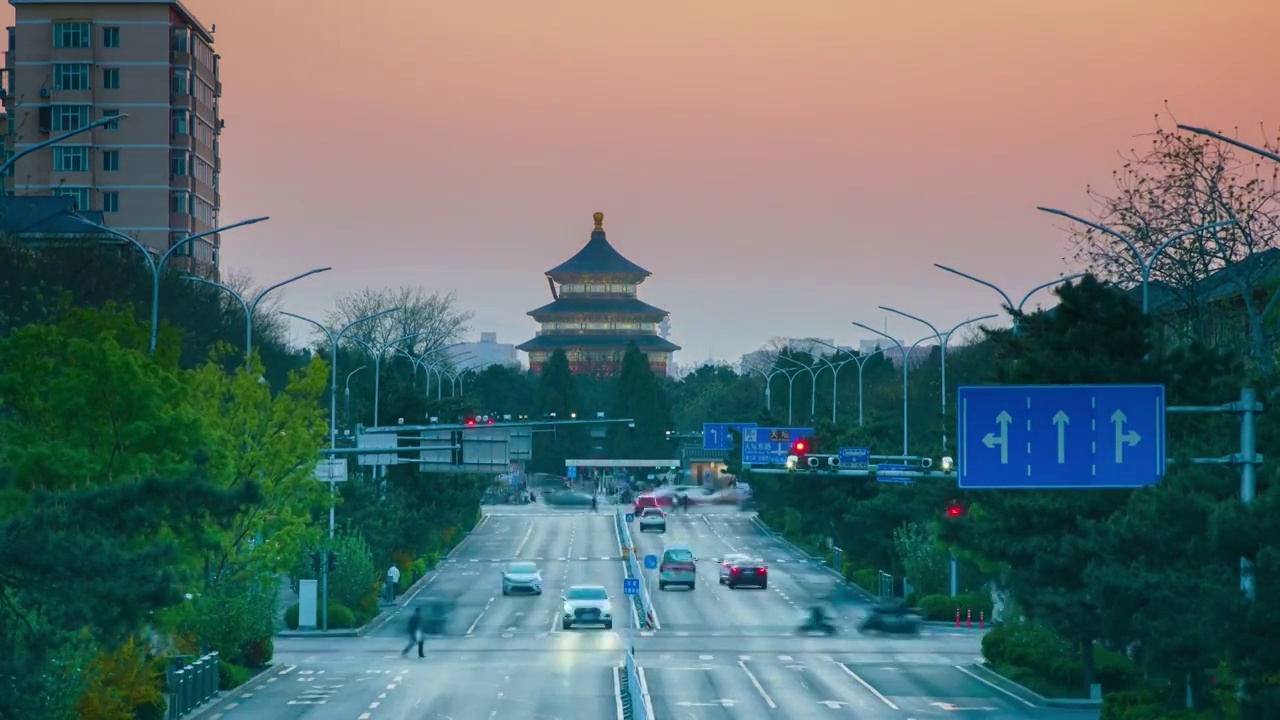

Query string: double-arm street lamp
[70,215,271,352]
[1177,125,1280,165]
[850,322,933,456]
[742,362,786,413]
[933,265,1084,332]
[879,308,996,451]
[1035,208,1238,313]
[183,268,331,368]
[806,339,870,425]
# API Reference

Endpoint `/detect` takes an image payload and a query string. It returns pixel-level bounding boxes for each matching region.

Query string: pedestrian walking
[401,608,424,658]
[385,564,401,602]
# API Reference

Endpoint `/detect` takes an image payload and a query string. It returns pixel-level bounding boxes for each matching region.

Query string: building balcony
[171,91,194,110]
[170,211,194,231]
[172,49,193,66]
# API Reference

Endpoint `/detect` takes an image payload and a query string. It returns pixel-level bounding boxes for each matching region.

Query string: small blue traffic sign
[957,384,1166,489]
[643,554,658,569]
[624,513,634,522]
[837,446,870,470]
[703,422,757,450]
[623,578,640,595]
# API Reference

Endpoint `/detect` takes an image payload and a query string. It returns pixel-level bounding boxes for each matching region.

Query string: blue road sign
[566,466,577,479]
[741,426,815,465]
[703,422,758,450]
[643,554,658,569]
[624,513,634,523]
[874,463,913,484]
[957,384,1166,489]
[623,578,640,596]
[838,446,870,470]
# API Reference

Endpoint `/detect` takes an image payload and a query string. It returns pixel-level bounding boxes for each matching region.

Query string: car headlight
[602,602,612,615]
[563,604,573,615]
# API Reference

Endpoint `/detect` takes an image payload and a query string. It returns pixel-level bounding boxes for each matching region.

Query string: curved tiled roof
[517,333,681,353]
[546,213,651,277]
[528,297,669,318]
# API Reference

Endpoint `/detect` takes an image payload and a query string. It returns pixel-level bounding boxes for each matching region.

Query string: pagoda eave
[517,334,681,353]
[545,270,650,284]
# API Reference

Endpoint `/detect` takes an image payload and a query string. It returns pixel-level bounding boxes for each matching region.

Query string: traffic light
[464,417,476,426]
[327,551,338,572]
[791,439,808,456]
[309,552,321,572]
[944,500,964,518]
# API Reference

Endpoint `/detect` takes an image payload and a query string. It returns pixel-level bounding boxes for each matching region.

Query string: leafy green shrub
[1100,689,1220,720]
[242,636,273,668]
[173,576,277,668]
[850,568,878,593]
[284,603,299,630]
[326,603,355,629]
[915,592,993,622]
[325,532,378,611]
[218,661,250,690]
[982,621,1138,698]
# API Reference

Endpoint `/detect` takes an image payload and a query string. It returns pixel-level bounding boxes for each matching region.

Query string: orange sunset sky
[10,0,1279,362]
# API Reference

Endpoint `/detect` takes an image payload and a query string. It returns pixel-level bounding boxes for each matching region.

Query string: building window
[54,186,89,210]
[195,79,214,107]
[102,68,120,89]
[193,117,213,147]
[102,191,119,213]
[171,191,190,214]
[171,150,189,177]
[171,109,189,136]
[53,146,88,172]
[53,22,90,49]
[102,26,120,48]
[101,109,121,130]
[171,26,189,53]
[53,63,90,91]
[192,195,214,224]
[194,157,214,187]
[51,105,89,132]
[101,150,119,172]
[193,37,213,68]
[171,68,189,95]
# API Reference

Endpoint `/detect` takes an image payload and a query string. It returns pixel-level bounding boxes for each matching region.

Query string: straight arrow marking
[1052,411,1068,464]
[981,411,1012,464]
[1110,409,1141,463]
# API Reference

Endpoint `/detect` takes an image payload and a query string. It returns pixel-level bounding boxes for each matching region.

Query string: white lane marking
[279,664,297,675]
[953,665,1036,706]
[737,660,776,708]
[839,663,899,710]
[637,665,655,718]
[466,596,495,634]
[513,522,534,557]
[368,701,380,708]
[614,662,625,720]
[359,714,372,720]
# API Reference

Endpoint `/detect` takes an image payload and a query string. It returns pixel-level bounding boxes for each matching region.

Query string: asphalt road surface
[203,504,1098,720]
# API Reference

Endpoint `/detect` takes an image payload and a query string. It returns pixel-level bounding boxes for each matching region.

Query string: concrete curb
[277,514,488,639]
[181,662,282,720]
[749,514,870,592]
[962,664,1102,709]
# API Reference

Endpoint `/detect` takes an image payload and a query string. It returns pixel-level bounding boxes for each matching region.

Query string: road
[627,508,1097,720]
[205,504,1098,720]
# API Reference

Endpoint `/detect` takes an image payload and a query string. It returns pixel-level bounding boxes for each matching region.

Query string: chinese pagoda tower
[518,212,680,377]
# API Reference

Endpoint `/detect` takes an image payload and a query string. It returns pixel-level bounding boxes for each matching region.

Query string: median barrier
[615,510,655,630]
[164,652,219,719]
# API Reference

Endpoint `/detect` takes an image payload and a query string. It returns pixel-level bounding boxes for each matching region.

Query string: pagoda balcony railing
[535,329,660,337]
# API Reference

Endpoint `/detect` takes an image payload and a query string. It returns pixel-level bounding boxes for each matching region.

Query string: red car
[633,494,672,513]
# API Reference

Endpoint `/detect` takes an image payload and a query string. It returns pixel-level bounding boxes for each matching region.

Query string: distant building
[3,0,224,270]
[0,194,109,244]
[445,332,519,371]
[518,212,680,377]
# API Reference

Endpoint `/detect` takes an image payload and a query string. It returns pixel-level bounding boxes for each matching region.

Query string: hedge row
[982,622,1137,699]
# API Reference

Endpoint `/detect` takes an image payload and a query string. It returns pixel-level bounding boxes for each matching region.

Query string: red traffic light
[465,418,476,426]
[791,439,808,454]
[945,503,963,517]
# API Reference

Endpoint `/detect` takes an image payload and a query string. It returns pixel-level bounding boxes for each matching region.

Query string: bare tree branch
[324,286,473,355]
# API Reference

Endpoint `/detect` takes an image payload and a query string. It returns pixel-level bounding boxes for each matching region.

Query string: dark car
[725,558,768,589]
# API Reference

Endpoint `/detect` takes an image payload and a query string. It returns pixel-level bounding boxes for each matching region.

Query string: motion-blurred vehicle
[658,544,697,591]
[561,585,614,630]
[717,553,751,584]
[724,558,768,589]
[857,603,922,636]
[637,507,666,533]
[501,561,542,596]
[633,494,666,513]
[543,490,594,507]
[799,605,837,635]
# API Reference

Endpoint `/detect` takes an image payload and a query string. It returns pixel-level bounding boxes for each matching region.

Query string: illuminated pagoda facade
[519,212,680,377]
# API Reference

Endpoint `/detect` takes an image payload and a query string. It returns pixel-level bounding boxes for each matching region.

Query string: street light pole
[1177,125,1280,164]
[851,322,932,455]
[70,215,270,352]
[345,366,366,428]
[777,354,819,421]
[0,113,130,183]
[370,331,437,427]
[878,308,997,451]
[806,339,859,424]
[182,267,331,368]
[1034,208,1238,313]
[932,265,1085,331]
[280,307,399,632]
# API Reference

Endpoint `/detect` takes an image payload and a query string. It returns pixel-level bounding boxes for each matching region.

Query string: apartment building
[2,0,222,269]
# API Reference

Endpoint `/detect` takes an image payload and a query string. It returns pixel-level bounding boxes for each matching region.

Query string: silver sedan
[501,561,543,595]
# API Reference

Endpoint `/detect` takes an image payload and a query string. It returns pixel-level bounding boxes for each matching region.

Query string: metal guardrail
[615,510,655,629]
[624,647,649,720]
[165,652,220,719]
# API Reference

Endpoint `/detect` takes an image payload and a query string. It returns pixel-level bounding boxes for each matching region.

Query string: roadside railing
[615,509,655,629]
[623,645,650,720]
[165,652,220,719]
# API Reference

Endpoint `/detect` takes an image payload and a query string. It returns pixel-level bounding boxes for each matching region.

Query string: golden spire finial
[593,211,604,231]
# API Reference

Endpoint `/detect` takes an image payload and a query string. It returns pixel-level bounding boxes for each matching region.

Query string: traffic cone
[966,608,972,628]
[955,608,960,627]
[979,611,985,629]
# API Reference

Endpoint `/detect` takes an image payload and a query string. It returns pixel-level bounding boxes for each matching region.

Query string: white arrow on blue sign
[623,578,640,595]
[643,554,658,569]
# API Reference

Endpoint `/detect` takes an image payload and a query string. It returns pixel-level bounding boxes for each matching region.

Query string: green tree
[893,521,949,597]
[530,350,582,472]
[608,342,672,458]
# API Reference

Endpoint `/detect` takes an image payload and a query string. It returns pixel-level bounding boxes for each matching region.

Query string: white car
[501,561,542,596]
[561,585,613,630]
[637,507,666,533]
